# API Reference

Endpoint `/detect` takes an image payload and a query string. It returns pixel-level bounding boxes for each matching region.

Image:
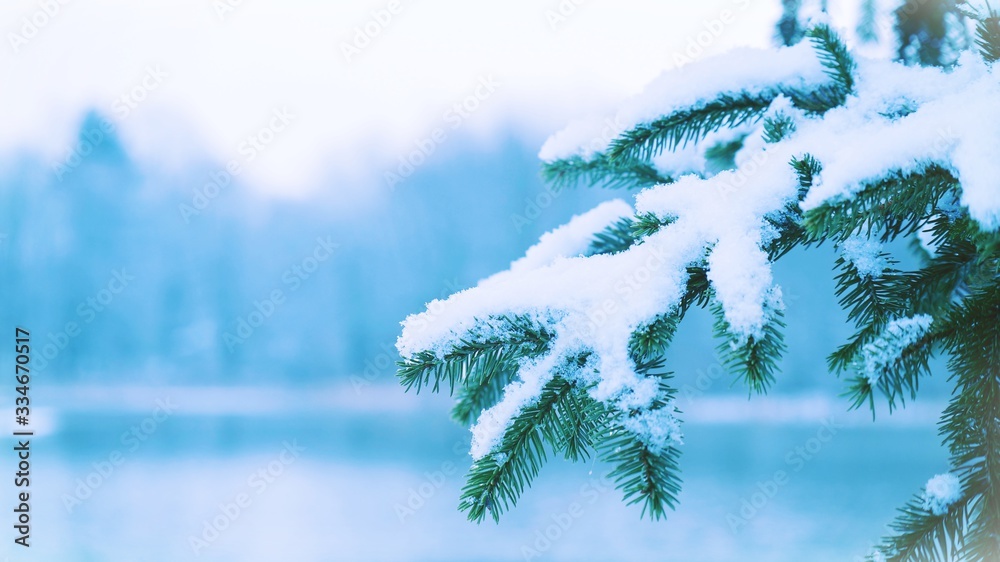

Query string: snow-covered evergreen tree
[396,10,1000,562]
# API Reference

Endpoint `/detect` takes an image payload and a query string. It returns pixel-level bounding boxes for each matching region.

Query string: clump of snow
[707,236,783,340]
[611,375,662,411]
[860,314,934,384]
[841,236,888,278]
[509,200,633,274]
[622,405,684,454]
[635,139,793,340]
[800,53,1000,231]
[921,473,962,516]
[402,32,1000,465]
[403,72,811,458]
[408,140,798,458]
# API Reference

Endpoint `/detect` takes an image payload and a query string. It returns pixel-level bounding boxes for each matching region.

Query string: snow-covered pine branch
[397,15,1000,562]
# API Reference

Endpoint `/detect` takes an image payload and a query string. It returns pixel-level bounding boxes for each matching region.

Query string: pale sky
[1,0,877,199]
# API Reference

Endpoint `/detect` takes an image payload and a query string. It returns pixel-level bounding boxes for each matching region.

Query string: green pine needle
[711,302,786,395]
[599,383,683,520]
[542,152,673,191]
[397,316,552,395]
[763,113,797,144]
[803,165,959,244]
[807,24,856,96]
[974,5,1000,63]
[607,92,776,163]
[459,374,596,523]
[587,217,638,256]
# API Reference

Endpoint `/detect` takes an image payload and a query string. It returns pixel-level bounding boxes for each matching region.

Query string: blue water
[2,385,948,562]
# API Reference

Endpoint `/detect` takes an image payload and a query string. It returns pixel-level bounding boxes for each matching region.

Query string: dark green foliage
[791,154,822,196]
[935,286,1000,561]
[807,24,856,95]
[586,213,681,257]
[632,212,673,239]
[459,374,580,523]
[869,284,1000,561]
[607,92,776,162]
[764,210,809,261]
[399,20,999,560]
[599,420,681,520]
[629,314,680,362]
[711,302,787,395]
[763,113,797,144]
[542,152,672,191]
[803,165,959,244]
[587,217,637,256]
[973,6,1000,63]
[549,384,609,462]
[845,325,936,415]
[788,24,857,113]
[679,264,713,313]
[397,316,552,394]
[834,253,904,328]
[876,495,970,562]
[755,155,817,262]
[451,354,518,426]
[827,253,911,410]
[606,24,852,166]
[457,360,683,524]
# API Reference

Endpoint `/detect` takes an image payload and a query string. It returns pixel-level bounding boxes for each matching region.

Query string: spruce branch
[763,113,797,144]
[897,237,977,315]
[398,15,1000,552]
[791,154,822,199]
[832,255,905,328]
[807,24,856,96]
[588,217,638,256]
[878,495,971,562]
[803,166,959,244]
[546,384,610,462]
[975,7,1000,63]
[459,374,582,523]
[919,283,1000,561]
[679,263,713,314]
[607,92,776,163]
[633,212,675,239]
[846,328,937,416]
[398,316,552,394]
[587,213,685,257]
[542,152,673,191]
[629,313,681,363]
[711,302,787,395]
[598,381,683,520]
[961,1,1000,63]
[451,348,520,425]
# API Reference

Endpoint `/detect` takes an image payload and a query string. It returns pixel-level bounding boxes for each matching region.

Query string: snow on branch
[397,21,1000,526]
